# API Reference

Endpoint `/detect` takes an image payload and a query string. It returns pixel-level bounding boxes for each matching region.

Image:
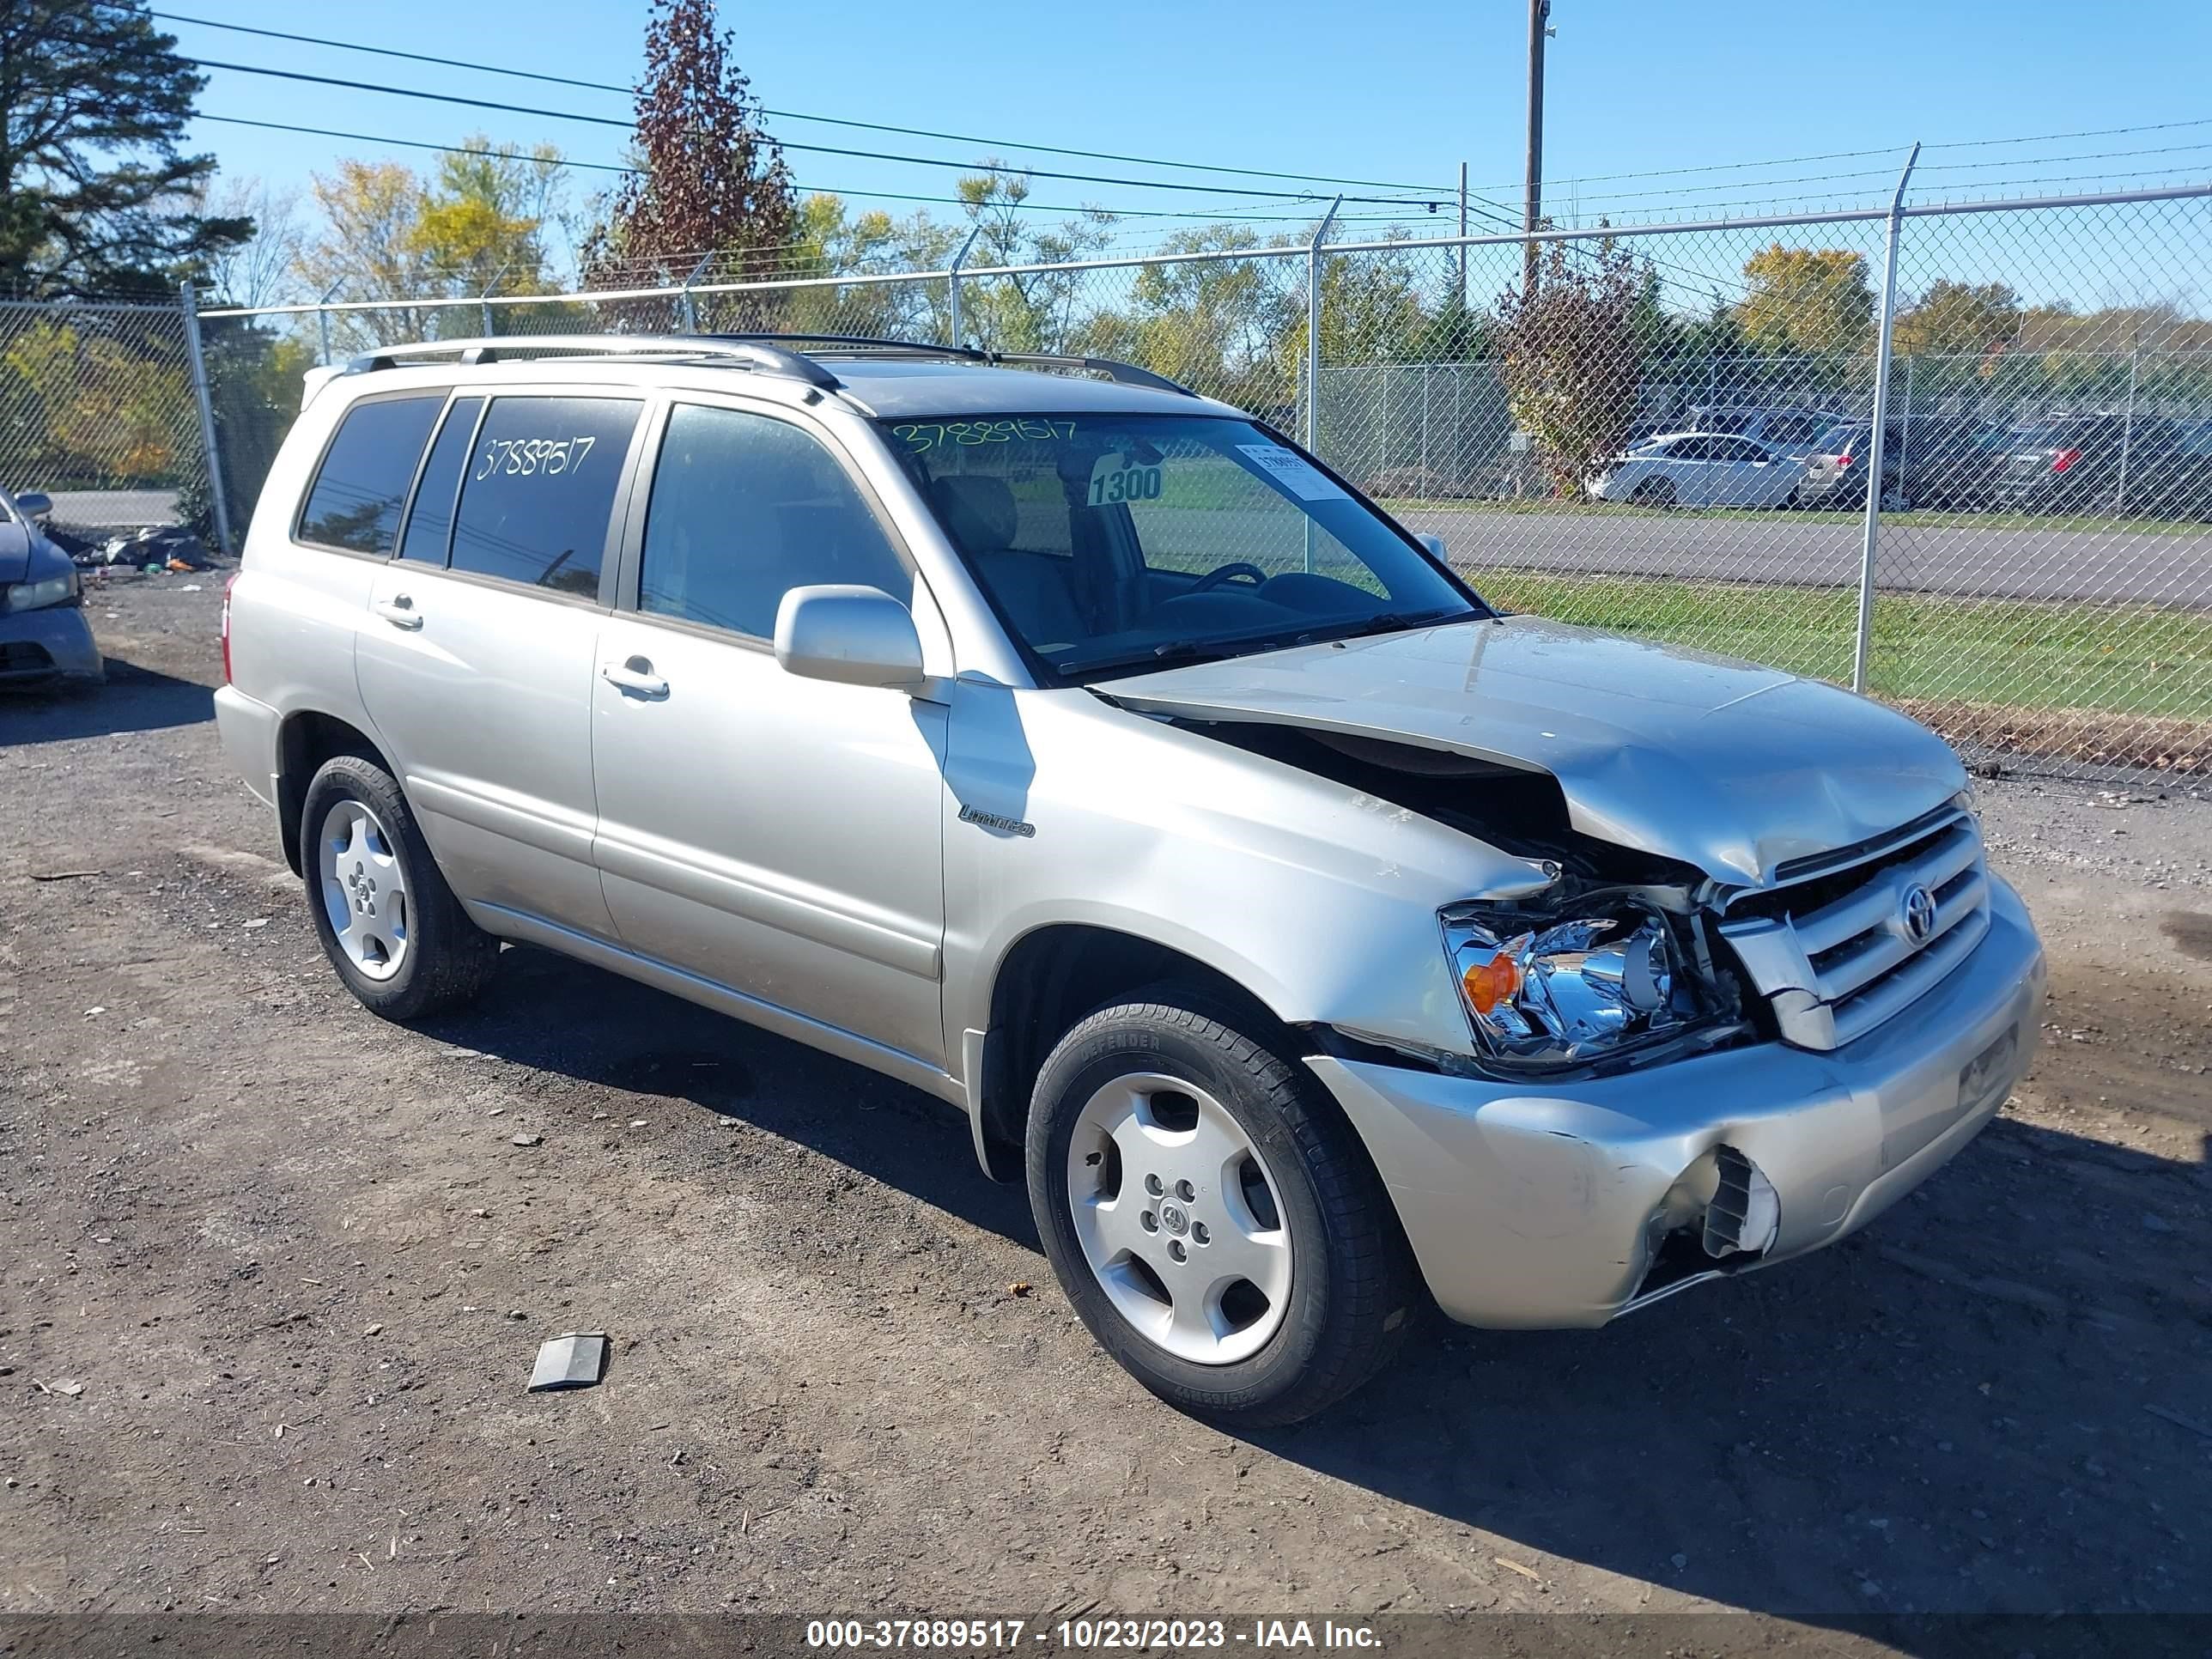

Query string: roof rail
[711,332,1200,397]
[342,331,1201,400]
[991,353,1197,397]
[343,334,845,393]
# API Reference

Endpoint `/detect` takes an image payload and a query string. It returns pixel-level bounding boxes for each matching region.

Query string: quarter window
[449,396,641,597]
[298,394,446,555]
[639,404,908,639]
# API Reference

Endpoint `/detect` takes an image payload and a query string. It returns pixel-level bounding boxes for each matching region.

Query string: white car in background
[1588,433,1809,509]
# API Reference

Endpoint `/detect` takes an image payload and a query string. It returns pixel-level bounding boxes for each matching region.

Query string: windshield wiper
[1322,606,1465,641]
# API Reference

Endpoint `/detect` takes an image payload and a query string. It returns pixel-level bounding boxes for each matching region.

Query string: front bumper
[0,604,103,683]
[1310,875,2046,1328]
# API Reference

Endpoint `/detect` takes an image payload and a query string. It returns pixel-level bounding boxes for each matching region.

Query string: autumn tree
[580,0,795,313]
[1735,245,1875,357]
[1492,237,1647,496]
[296,140,567,350]
[1067,225,1298,409]
[945,168,1115,352]
[1893,278,2021,359]
[0,0,249,295]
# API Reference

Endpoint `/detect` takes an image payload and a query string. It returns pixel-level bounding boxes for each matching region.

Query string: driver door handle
[372,594,422,629]
[601,656,669,699]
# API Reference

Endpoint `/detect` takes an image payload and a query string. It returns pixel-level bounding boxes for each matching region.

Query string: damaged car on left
[0,485,102,686]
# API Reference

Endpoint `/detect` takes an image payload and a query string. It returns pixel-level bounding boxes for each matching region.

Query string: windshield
[880,413,1482,678]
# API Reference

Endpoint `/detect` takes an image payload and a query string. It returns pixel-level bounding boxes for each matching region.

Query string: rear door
[1659,435,1715,501]
[356,389,647,940]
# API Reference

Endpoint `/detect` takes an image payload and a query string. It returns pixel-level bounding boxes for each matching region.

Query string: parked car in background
[1588,433,1808,508]
[0,483,102,686]
[1685,405,1851,456]
[1799,418,2042,514]
[1796,423,1903,510]
[1992,414,2212,518]
[1895,417,2021,512]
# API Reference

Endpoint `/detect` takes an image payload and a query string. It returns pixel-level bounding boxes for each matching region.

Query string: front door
[589,398,950,1068]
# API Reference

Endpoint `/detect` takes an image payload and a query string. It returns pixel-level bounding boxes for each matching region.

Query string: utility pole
[1456,160,1469,305]
[1523,0,1551,295]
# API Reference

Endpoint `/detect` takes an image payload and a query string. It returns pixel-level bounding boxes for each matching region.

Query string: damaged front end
[1176,718,1757,1085]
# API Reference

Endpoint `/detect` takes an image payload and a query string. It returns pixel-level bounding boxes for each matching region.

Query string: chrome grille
[1717,807,1990,1051]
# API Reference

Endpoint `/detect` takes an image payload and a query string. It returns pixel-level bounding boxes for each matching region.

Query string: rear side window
[449,396,641,598]
[297,394,446,555]
[638,404,908,639]
[396,397,483,565]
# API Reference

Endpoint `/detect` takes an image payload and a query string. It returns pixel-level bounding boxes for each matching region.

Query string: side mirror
[15,491,52,520]
[1417,532,1449,562]
[775,584,927,690]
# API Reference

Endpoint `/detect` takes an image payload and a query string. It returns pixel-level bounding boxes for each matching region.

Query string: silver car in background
[214,335,2045,1425]
[0,485,102,685]
[1586,432,1810,508]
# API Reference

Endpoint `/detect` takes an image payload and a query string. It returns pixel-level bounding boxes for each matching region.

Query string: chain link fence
[189,179,2212,782]
[0,297,213,544]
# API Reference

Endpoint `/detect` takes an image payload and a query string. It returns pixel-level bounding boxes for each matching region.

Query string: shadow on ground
[0,658,213,745]
[415,936,2210,1636]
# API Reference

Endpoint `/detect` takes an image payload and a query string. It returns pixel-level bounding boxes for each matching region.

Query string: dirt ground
[3,572,2208,1646]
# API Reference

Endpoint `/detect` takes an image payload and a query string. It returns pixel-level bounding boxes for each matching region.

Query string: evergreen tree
[0,1,248,296]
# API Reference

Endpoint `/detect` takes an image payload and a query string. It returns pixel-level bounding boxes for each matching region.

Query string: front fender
[939,684,1545,1059]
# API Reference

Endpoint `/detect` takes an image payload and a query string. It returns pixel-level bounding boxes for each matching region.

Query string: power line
[190,58,1455,208]
[1926,116,2212,150]
[151,12,1464,200]
[194,114,1382,225]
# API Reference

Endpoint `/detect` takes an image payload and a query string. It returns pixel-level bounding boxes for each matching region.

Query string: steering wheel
[1189,562,1270,594]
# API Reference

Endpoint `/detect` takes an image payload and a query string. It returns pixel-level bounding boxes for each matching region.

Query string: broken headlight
[1442,902,1701,1070]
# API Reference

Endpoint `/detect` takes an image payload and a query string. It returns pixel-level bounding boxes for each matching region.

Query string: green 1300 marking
[892,418,1074,452]
[1089,463,1163,505]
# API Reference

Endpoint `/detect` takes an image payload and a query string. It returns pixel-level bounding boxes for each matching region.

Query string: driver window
[639,404,911,640]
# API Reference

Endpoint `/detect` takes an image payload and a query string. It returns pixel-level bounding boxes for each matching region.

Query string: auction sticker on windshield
[1086,452,1165,506]
[1237,443,1346,501]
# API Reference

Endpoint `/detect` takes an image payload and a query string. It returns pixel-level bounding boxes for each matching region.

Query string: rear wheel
[1631,476,1676,508]
[301,752,499,1021]
[1025,994,1418,1426]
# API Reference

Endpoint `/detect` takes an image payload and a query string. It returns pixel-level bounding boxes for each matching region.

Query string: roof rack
[343,331,1200,400]
[709,332,1200,397]
[343,334,845,393]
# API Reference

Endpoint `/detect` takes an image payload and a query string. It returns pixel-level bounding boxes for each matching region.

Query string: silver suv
[216,334,2045,1425]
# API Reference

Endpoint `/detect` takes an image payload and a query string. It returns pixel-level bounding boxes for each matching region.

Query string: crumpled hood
[1097,615,1966,887]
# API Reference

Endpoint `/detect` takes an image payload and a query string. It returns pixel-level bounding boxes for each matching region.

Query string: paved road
[1399,506,2212,607]
[41,487,179,529]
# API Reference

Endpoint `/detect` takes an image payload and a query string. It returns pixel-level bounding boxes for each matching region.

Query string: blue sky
[173,0,2212,280]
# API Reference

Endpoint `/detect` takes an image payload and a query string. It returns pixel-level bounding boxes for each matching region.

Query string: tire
[300,750,499,1021]
[1025,992,1419,1426]
[1630,476,1675,508]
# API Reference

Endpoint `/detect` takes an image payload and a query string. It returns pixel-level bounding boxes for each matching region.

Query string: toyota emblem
[1899,883,1938,944]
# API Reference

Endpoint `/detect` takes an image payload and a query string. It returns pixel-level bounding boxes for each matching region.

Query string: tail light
[2051,447,2081,473]
[1834,453,1853,468]
[221,573,237,684]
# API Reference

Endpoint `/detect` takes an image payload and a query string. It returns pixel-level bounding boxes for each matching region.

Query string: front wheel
[1025,994,1419,1426]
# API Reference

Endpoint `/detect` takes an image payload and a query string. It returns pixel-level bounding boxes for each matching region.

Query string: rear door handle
[601,656,669,699]
[372,595,422,629]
